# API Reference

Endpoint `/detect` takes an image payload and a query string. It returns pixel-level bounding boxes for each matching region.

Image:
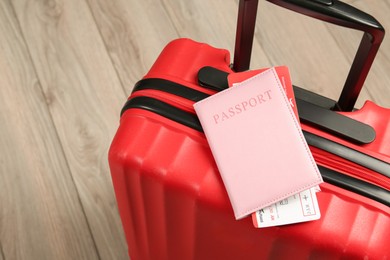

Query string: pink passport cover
[194,68,323,219]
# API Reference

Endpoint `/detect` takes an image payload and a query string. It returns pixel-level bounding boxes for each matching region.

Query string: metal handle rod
[233,0,259,72]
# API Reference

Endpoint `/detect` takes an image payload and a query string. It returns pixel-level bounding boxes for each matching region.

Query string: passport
[194,67,323,219]
[230,67,321,226]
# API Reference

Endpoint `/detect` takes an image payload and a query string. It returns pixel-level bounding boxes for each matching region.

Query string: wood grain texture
[0,245,4,260]
[87,0,178,94]
[10,0,128,259]
[1,0,389,259]
[87,0,271,94]
[0,1,99,259]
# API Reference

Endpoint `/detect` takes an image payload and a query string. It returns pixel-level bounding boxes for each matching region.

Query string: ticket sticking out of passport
[253,186,321,228]
[194,66,323,221]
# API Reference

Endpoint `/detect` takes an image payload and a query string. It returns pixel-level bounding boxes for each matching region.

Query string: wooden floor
[0,0,389,259]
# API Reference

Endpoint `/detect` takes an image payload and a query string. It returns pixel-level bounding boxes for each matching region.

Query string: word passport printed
[194,67,323,223]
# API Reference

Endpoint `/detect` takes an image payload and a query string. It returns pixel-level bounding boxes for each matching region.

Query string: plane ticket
[252,187,321,228]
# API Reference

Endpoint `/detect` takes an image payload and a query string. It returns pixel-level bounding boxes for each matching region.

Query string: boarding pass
[252,186,321,228]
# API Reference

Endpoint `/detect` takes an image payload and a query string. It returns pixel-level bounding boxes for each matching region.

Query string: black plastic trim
[121,96,390,207]
[121,96,203,132]
[296,98,376,144]
[198,66,230,91]
[304,131,390,178]
[293,85,336,110]
[320,165,390,207]
[133,78,209,102]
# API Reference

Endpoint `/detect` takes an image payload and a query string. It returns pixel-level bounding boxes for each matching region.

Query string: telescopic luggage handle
[233,0,385,112]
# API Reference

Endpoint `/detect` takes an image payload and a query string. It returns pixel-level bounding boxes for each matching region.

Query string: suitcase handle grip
[267,0,383,37]
[233,0,385,111]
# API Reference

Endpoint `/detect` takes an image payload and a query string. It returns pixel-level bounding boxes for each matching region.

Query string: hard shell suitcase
[109,0,390,259]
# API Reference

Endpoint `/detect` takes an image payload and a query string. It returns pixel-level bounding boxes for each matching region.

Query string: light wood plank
[0,243,4,260]
[11,0,128,259]
[86,0,178,94]
[0,1,99,259]
[87,0,271,94]
[161,0,247,59]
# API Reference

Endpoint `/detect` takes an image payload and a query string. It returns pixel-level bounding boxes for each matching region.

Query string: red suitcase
[109,0,390,259]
